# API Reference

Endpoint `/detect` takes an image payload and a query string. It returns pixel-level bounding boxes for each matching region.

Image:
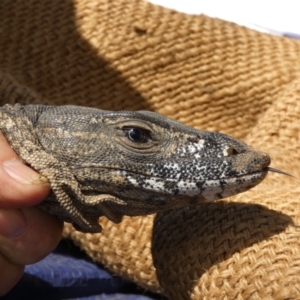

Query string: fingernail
[2,160,48,185]
[0,209,27,238]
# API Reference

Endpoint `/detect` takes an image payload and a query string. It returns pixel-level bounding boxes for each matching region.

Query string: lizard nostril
[226,147,239,156]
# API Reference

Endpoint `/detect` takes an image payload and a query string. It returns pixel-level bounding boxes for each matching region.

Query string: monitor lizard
[0,104,277,232]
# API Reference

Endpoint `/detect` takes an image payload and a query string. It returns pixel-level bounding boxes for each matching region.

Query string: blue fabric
[2,240,164,300]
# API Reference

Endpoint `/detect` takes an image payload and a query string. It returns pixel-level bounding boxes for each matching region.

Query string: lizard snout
[230,149,271,176]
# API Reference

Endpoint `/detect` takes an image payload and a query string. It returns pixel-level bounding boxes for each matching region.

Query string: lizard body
[0,104,270,232]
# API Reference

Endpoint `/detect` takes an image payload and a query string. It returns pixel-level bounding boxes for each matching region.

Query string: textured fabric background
[1,0,300,299]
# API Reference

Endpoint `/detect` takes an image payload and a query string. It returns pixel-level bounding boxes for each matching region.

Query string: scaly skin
[0,104,270,232]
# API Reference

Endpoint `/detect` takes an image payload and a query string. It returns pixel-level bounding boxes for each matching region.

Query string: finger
[0,253,24,297]
[0,207,63,265]
[0,208,27,238]
[0,132,50,208]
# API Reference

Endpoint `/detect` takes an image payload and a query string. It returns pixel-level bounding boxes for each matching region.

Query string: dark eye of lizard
[125,128,149,143]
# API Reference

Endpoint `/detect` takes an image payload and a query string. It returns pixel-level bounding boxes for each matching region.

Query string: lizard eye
[124,127,150,143]
[116,123,157,150]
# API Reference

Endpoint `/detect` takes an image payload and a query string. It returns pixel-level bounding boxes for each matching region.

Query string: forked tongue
[267,167,296,178]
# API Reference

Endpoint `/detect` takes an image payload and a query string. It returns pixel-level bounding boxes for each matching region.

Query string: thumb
[0,131,50,208]
[0,159,50,208]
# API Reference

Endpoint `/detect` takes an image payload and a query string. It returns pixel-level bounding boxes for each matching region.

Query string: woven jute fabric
[1,0,300,299]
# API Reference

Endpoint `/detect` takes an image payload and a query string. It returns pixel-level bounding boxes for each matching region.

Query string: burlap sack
[1,0,300,299]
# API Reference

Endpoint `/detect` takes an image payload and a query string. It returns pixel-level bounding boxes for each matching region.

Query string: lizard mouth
[193,168,268,202]
[235,166,294,180]
[234,167,269,179]
[205,166,294,203]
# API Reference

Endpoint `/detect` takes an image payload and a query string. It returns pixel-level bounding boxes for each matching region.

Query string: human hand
[0,132,63,296]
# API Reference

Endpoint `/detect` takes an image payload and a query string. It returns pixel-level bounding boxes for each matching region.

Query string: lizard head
[36,106,271,221]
